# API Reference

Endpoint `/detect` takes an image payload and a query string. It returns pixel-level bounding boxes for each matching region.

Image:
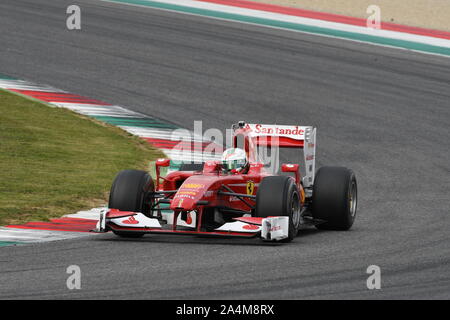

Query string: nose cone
[170,195,197,211]
[169,180,209,211]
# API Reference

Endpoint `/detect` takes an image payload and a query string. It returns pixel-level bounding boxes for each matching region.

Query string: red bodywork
[105,123,311,238]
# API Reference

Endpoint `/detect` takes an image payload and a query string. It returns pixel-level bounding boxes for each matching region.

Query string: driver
[221,148,249,174]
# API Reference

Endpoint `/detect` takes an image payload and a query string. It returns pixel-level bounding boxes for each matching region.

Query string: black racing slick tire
[255,176,301,242]
[312,167,357,230]
[108,170,154,238]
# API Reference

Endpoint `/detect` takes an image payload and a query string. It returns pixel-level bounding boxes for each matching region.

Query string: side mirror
[155,158,170,190]
[281,163,299,173]
[203,161,221,173]
[155,158,170,167]
[281,163,300,185]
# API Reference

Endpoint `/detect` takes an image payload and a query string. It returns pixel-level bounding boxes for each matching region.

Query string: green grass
[0,89,165,225]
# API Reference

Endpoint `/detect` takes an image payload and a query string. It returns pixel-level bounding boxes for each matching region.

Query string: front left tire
[255,176,301,242]
[108,169,154,238]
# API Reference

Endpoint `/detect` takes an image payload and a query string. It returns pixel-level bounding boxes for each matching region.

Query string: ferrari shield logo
[246,181,255,195]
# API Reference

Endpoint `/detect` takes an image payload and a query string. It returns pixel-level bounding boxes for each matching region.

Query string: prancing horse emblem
[246,181,255,195]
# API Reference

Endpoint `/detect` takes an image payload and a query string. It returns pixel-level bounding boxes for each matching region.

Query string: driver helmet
[221,148,248,172]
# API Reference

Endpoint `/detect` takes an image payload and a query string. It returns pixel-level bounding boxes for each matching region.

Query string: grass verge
[0,89,164,225]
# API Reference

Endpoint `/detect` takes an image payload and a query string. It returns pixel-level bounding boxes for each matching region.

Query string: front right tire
[311,166,357,230]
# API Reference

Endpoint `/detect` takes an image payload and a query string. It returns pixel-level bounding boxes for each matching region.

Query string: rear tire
[312,167,357,230]
[108,170,154,238]
[255,176,301,242]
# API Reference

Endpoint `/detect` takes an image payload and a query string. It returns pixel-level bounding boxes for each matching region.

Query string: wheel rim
[349,181,357,218]
[291,192,301,228]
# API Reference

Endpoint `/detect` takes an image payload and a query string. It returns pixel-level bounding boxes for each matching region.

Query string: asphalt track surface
[1,0,449,299]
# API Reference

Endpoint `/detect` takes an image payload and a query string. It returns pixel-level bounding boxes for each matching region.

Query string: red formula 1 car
[95,122,357,242]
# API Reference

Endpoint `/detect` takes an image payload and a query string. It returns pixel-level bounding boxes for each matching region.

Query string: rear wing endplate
[303,127,316,188]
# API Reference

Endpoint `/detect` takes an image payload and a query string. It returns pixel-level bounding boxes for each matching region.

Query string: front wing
[94,209,289,241]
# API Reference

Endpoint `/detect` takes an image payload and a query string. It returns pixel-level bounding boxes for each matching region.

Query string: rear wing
[232,122,316,187]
